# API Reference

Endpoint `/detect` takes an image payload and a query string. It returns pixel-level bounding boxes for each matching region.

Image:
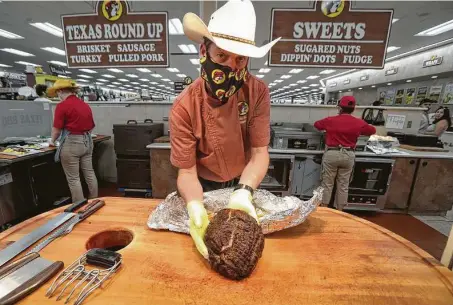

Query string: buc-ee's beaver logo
[216,89,226,99]
[102,0,123,21]
[321,0,344,18]
[238,101,249,117]
[212,69,226,85]
[225,85,236,98]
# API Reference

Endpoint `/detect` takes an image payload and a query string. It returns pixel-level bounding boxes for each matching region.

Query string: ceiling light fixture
[274,79,283,83]
[167,67,179,72]
[0,63,12,67]
[58,75,70,78]
[358,87,363,90]
[79,68,97,74]
[416,19,453,36]
[371,85,376,88]
[139,78,149,82]
[406,80,412,83]
[309,84,320,87]
[392,18,399,23]
[301,86,309,89]
[15,61,40,66]
[386,46,401,53]
[176,74,187,78]
[168,18,183,35]
[102,74,115,78]
[190,58,199,65]
[97,79,107,82]
[48,60,67,66]
[162,78,171,82]
[151,74,162,78]
[289,84,297,87]
[259,68,271,73]
[289,69,303,74]
[307,75,319,79]
[29,22,63,37]
[319,69,336,74]
[387,83,392,85]
[112,82,121,85]
[297,80,307,84]
[0,28,23,39]
[108,68,123,73]
[78,74,93,79]
[41,47,65,56]
[432,75,438,79]
[1,48,34,57]
[131,82,140,85]
[280,75,291,79]
[126,74,138,78]
[117,78,128,82]
[76,79,89,82]
[178,44,198,53]
[136,68,151,73]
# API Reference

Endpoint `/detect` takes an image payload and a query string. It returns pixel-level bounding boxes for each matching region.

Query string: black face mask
[200,53,247,104]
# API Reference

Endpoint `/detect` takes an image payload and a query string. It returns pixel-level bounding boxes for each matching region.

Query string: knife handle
[79,200,105,221]
[0,261,63,305]
[64,198,88,213]
[0,253,39,281]
[78,199,100,215]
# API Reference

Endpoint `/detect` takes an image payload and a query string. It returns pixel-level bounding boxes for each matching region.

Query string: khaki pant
[60,135,98,202]
[321,149,355,210]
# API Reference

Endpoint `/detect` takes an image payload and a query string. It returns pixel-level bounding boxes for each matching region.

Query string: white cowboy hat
[183,0,281,58]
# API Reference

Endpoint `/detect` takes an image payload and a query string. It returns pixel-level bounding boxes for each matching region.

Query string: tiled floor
[98,183,448,261]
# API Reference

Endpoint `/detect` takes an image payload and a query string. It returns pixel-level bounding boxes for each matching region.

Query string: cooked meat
[204,209,264,280]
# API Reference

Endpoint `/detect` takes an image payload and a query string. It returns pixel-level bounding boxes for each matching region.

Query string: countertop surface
[0,135,111,164]
[0,197,452,305]
[147,143,453,160]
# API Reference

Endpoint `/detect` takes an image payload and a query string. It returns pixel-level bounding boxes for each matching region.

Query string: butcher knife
[0,199,88,268]
[0,252,63,305]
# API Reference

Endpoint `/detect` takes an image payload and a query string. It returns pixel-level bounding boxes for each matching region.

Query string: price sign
[385,114,406,130]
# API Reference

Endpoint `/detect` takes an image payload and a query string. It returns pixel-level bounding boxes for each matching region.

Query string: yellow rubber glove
[187,200,209,259]
[227,189,259,222]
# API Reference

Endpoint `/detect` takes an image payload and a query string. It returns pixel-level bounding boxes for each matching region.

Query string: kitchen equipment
[401,134,439,147]
[291,155,322,199]
[0,199,88,268]
[113,119,163,157]
[0,252,63,305]
[341,158,395,211]
[46,248,122,305]
[271,123,322,150]
[260,154,295,196]
[26,200,105,255]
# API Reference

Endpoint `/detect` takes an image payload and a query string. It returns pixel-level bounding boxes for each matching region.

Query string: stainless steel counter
[146,143,453,160]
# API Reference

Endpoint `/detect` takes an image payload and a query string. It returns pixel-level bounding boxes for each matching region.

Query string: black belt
[326,146,354,151]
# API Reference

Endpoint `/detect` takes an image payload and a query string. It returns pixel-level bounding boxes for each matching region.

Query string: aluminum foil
[147,187,322,235]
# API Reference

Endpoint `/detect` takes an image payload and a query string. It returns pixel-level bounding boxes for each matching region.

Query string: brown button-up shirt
[169,74,270,182]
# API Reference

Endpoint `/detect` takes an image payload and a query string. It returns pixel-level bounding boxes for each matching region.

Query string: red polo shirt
[314,114,376,148]
[53,95,95,134]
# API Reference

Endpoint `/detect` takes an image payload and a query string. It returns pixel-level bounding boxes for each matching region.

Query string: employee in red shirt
[47,79,97,202]
[314,96,376,210]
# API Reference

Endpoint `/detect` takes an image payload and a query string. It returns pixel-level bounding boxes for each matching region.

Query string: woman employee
[47,80,98,202]
[423,106,451,137]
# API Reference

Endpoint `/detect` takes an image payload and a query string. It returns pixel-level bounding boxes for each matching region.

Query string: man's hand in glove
[227,189,259,222]
[187,200,209,259]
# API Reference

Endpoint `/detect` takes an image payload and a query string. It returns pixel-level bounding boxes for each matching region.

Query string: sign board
[0,72,26,82]
[343,79,350,85]
[269,0,393,68]
[385,67,398,76]
[61,0,169,68]
[174,76,193,93]
[422,55,443,68]
[48,64,67,76]
[385,114,406,130]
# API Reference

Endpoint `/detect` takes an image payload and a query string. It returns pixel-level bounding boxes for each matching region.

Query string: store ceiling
[0,1,453,98]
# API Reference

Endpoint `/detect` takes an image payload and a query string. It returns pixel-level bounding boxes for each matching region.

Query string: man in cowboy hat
[169,0,280,258]
[314,96,376,211]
